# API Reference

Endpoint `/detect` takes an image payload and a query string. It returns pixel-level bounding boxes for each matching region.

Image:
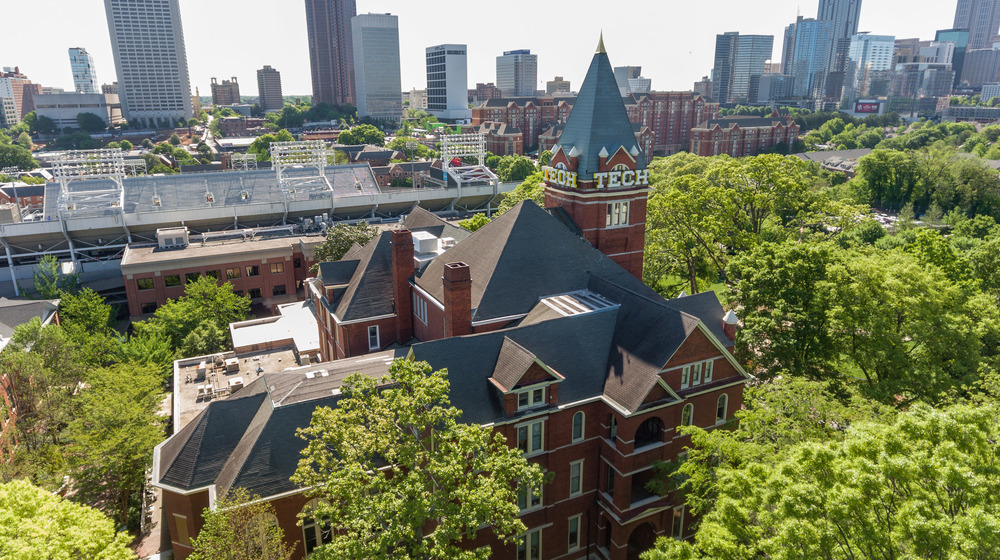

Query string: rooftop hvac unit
[440,237,456,249]
[411,230,439,253]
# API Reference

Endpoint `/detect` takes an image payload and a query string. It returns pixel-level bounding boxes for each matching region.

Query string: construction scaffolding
[52,148,126,213]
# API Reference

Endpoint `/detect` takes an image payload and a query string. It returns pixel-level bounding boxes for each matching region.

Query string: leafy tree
[118,332,175,380]
[134,275,250,353]
[0,479,135,559]
[538,150,552,166]
[310,221,378,272]
[485,154,501,170]
[189,487,295,560]
[0,142,37,170]
[58,288,118,367]
[497,172,545,215]
[387,136,432,160]
[67,363,164,529]
[31,254,79,299]
[179,321,230,357]
[76,112,107,133]
[141,138,154,149]
[119,139,133,150]
[292,359,545,560]
[15,131,32,150]
[458,213,491,232]
[169,132,181,146]
[248,129,293,161]
[21,111,57,134]
[337,123,385,146]
[655,403,1000,560]
[152,142,174,155]
[496,154,536,182]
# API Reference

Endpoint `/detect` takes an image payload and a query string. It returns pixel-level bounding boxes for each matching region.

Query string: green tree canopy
[169,133,181,146]
[496,154,536,182]
[0,142,37,171]
[134,275,250,353]
[0,479,135,560]
[310,221,378,272]
[497,172,545,215]
[292,359,545,560]
[76,112,107,133]
[189,487,295,560]
[457,213,491,231]
[337,124,385,146]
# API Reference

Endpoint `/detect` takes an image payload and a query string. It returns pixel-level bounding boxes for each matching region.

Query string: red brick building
[473,91,718,156]
[476,121,524,156]
[217,116,266,137]
[153,40,747,560]
[689,110,800,157]
[120,230,321,317]
[469,82,502,104]
[0,184,45,211]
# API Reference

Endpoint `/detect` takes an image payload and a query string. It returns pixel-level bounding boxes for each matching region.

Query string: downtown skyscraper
[351,13,402,123]
[68,47,99,94]
[103,0,193,128]
[954,0,1000,49]
[818,0,862,99]
[712,32,774,104]
[305,0,356,107]
[496,50,538,97]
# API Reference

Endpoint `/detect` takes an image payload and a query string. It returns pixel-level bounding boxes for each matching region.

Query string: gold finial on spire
[597,32,606,54]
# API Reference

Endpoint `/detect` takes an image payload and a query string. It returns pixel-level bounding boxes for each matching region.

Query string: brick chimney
[442,262,472,337]
[391,229,414,343]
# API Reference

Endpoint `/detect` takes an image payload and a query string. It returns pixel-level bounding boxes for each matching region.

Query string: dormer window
[517,387,546,410]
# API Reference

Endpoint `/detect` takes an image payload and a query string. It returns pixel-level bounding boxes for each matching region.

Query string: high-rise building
[843,33,895,102]
[817,0,863,98]
[712,32,774,104]
[426,44,471,121]
[305,0,356,107]
[496,49,537,97]
[628,77,652,94]
[210,77,240,106]
[351,13,402,123]
[954,0,1000,49]
[68,47,99,94]
[0,67,42,122]
[788,18,834,98]
[614,66,642,95]
[920,42,957,65]
[693,75,713,99]
[104,0,193,128]
[937,29,971,87]
[257,65,283,113]
[960,46,1000,87]
[546,76,571,94]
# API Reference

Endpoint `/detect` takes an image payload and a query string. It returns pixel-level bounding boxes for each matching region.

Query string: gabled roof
[402,206,473,243]
[330,233,395,322]
[0,298,60,344]
[318,260,360,286]
[555,44,644,179]
[414,201,658,322]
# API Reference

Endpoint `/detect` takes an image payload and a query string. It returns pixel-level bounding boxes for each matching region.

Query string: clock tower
[542,35,651,280]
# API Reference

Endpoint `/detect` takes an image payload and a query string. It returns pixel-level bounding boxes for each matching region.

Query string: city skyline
[6,0,957,100]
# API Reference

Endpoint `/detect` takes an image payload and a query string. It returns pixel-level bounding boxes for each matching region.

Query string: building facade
[787,18,833,99]
[955,0,1000,49]
[961,46,1000,87]
[547,76,571,94]
[614,66,642,96]
[305,0,356,107]
[497,49,538,97]
[937,29,971,87]
[33,92,124,129]
[153,41,749,560]
[0,67,42,122]
[68,47,99,94]
[210,77,240,106]
[712,32,774,104]
[470,82,502,104]
[843,33,895,102]
[690,111,800,158]
[818,0,863,98]
[351,13,402,124]
[426,44,471,121]
[104,0,194,128]
[257,65,283,113]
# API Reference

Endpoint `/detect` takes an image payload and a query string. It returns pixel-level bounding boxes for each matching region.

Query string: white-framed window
[671,505,685,539]
[681,359,714,389]
[517,528,542,560]
[569,460,583,496]
[517,387,547,411]
[606,201,630,227]
[571,411,585,442]
[517,483,542,512]
[412,293,428,324]
[692,362,702,385]
[367,325,380,351]
[568,515,582,551]
[716,394,729,424]
[302,499,333,554]
[517,420,544,454]
[681,403,693,427]
[704,360,714,383]
[681,366,690,389]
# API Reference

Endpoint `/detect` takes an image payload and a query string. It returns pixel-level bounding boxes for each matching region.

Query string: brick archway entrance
[626,522,658,560]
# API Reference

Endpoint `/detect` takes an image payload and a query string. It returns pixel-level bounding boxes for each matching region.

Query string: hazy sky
[5,0,956,98]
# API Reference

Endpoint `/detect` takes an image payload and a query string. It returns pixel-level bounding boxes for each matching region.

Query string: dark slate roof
[402,206,473,243]
[0,298,59,340]
[391,162,433,173]
[331,233,395,321]
[318,260,360,286]
[555,48,644,179]
[701,115,792,129]
[478,97,577,109]
[415,200,658,322]
[665,291,734,349]
[489,337,539,392]
[0,184,46,198]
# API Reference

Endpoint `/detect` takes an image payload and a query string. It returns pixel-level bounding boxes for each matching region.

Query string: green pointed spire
[596,32,606,54]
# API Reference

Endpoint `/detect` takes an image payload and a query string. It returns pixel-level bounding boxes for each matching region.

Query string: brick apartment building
[472,91,718,156]
[153,40,747,560]
[689,110,800,157]
[0,184,45,211]
[120,229,322,317]
[217,116,267,137]
[475,121,524,155]
[469,82,503,104]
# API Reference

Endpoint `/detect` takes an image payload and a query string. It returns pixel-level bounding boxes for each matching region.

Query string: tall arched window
[681,403,693,427]
[716,394,728,424]
[301,499,332,555]
[572,411,585,442]
[634,417,663,448]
